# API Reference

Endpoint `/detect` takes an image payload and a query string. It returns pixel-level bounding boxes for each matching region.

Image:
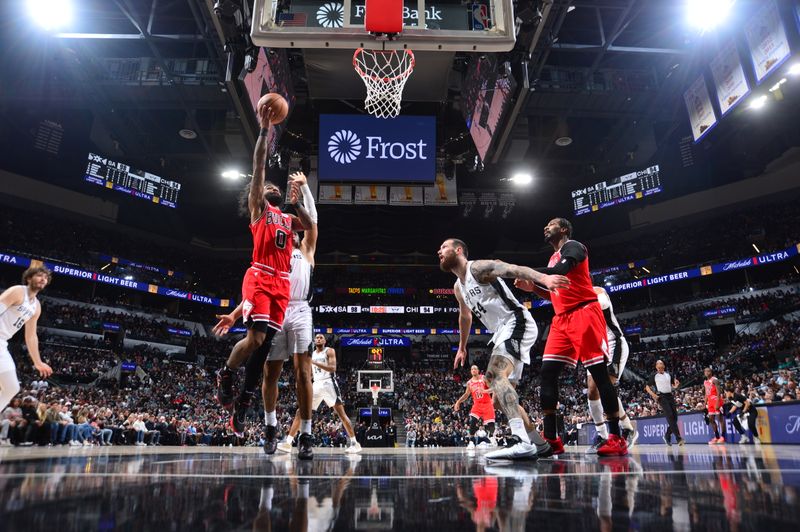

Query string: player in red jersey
[516,218,627,456]
[454,365,496,448]
[704,367,725,444]
[216,107,313,435]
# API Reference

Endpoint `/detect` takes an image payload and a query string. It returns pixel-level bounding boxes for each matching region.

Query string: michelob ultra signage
[319,114,436,183]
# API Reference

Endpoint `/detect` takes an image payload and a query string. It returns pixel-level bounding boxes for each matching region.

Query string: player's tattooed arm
[249,118,271,223]
[469,260,570,292]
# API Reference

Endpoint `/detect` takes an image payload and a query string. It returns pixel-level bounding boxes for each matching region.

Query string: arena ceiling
[1,0,799,259]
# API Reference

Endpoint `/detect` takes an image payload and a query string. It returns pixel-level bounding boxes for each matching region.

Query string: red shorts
[707,397,722,413]
[470,402,495,423]
[543,301,608,368]
[241,267,290,331]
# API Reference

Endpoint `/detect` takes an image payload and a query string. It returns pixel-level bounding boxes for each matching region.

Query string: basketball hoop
[370,384,381,405]
[353,48,415,119]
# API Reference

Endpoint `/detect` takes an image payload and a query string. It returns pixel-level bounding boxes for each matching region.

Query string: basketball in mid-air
[257,93,289,125]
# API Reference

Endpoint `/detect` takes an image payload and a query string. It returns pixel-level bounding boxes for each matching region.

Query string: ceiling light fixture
[748,94,768,110]
[27,0,73,30]
[510,173,533,186]
[686,0,734,32]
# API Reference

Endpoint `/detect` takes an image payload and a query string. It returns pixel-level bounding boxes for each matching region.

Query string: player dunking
[454,365,496,448]
[277,334,361,454]
[438,238,570,460]
[215,108,312,435]
[704,367,725,444]
[515,218,627,456]
[0,267,53,411]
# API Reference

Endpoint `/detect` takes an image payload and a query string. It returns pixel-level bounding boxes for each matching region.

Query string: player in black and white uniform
[278,334,362,454]
[438,238,570,460]
[213,171,317,458]
[585,286,638,454]
[0,267,53,411]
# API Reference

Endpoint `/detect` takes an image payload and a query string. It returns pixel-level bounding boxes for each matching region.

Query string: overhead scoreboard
[572,165,661,216]
[84,152,181,208]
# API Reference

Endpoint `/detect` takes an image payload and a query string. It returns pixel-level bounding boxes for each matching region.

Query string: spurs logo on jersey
[312,348,332,381]
[0,287,37,341]
[288,248,313,301]
[457,261,527,333]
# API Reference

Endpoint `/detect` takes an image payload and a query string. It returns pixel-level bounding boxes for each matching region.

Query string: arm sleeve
[300,183,318,224]
[535,241,587,275]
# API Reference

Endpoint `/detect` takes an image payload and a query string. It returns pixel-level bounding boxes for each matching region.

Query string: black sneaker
[662,434,672,446]
[586,434,607,455]
[263,425,278,455]
[298,433,313,460]
[216,367,234,411]
[535,441,554,459]
[231,393,252,436]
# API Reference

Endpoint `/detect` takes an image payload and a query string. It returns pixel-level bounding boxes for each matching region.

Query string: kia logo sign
[319,114,435,182]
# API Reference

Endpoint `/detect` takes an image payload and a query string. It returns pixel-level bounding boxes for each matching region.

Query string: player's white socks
[264,411,277,427]
[509,418,531,444]
[300,419,312,434]
[618,398,634,430]
[589,399,610,439]
[259,486,274,510]
[285,434,295,444]
[350,437,358,445]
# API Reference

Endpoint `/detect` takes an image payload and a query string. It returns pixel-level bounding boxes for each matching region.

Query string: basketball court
[2,0,800,530]
[1,444,800,529]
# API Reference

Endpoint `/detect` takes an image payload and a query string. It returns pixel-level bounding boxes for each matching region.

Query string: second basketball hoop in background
[353,48,415,119]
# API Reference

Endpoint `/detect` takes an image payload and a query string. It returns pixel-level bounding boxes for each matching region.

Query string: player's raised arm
[290,172,319,256]
[249,112,272,223]
[453,282,472,369]
[470,260,570,292]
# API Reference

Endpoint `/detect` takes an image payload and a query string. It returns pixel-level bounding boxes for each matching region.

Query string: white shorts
[267,302,313,362]
[587,335,629,380]
[489,315,538,383]
[0,343,17,374]
[312,378,342,410]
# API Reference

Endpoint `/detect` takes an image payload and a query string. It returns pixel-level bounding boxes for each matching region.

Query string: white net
[353,48,415,119]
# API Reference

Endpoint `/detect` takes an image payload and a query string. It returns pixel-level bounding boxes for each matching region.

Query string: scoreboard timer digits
[84,152,181,209]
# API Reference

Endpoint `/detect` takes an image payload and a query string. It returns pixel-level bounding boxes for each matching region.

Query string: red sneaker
[597,434,628,456]
[543,436,565,455]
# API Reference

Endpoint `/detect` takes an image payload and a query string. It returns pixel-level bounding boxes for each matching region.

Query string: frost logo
[328,130,362,164]
[316,2,344,28]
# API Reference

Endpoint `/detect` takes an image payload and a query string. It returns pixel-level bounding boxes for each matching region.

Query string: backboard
[251,0,516,52]
[357,369,394,393]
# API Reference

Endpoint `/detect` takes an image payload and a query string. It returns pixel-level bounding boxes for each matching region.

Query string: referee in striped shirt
[645,360,684,446]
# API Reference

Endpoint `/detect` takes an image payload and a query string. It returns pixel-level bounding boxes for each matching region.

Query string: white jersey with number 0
[456,261,530,333]
[312,348,332,382]
[0,286,38,343]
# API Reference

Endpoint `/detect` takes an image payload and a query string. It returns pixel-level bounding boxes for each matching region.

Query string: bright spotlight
[789,63,800,76]
[27,0,73,31]
[686,0,734,32]
[221,169,241,180]
[748,95,768,110]
[510,173,533,186]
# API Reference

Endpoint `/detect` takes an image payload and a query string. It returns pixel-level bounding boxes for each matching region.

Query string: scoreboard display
[572,165,661,216]
[368,347,384,364]
[84,152,181,208]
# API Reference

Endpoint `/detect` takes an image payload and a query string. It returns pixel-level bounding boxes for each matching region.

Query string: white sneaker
[345,441,362,454]
[489,437,497,447]
[739,435,750,444]
[83,441,92,447]
[70,440,81,447]
[478,441,490,448]
[276,439,293,453]
[467,441,476,449]
[754,437,761,446]
[0,439,10,447]
[485,437,537,461]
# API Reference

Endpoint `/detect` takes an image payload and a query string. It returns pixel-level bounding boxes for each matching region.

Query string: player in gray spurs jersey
[0,266,54,412]
[278,334,362,454]
[438,238,570,461]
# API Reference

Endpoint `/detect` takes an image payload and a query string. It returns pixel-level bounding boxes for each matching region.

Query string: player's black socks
[608,418,620,437]
[543,414,557,440]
